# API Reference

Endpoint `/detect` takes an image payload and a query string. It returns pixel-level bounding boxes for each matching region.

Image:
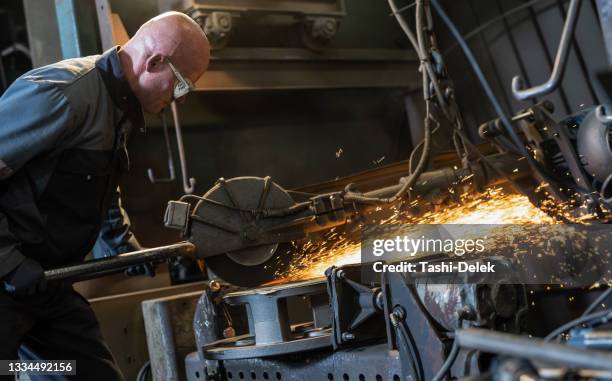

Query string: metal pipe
[361,153,530,200]
[511,0,581,100]
[456,328,612,371]
[44,242,196,282]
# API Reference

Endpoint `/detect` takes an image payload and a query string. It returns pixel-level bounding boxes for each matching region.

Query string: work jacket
[0,47,143,279]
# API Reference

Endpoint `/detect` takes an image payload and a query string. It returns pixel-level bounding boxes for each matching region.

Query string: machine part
[203,278,332,360]
[44,242,195,283]
[171,101,196,194]
[193,344,402,381]
[142,290,205,381]
[577,106,612,183]
[164,201,191,232]
[181,0,346,51]
[511,0,581,100]
[325,264,386,349]
[189,176,299,286]
[186,8,234,50]
[148,112,176,184]
[299,17,340,51]
[204,11,233,49]
[382,271,447,381]
[168,152,530,286]
[596,105,612,124]
[568,328,612,350]
[455,328,612,371]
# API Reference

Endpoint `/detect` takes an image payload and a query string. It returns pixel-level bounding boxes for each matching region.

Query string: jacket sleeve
[92,186,142,258]
[0,77,74,278]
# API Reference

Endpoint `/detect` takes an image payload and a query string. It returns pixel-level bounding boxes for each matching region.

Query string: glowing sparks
[277,188,562,282]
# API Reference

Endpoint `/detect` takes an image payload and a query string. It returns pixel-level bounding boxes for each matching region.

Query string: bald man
[0,12,209,380]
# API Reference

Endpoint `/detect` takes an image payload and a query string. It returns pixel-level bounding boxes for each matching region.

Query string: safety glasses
[166,57,194,100]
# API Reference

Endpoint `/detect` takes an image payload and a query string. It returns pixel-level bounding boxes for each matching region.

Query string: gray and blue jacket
[0,47,144,278]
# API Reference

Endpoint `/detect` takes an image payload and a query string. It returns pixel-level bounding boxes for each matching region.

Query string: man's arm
[93,187,156,276]
[93,186,142,258]
[0,76,74,280]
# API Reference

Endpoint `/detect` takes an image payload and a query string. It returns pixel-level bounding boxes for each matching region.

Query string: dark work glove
[125,262,156,277]
[2,258,47,297]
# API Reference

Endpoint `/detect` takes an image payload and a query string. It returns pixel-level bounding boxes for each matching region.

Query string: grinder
[43,151,531,287]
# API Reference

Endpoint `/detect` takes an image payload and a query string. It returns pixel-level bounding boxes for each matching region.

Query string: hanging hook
[171,101,196,194]
[511,0,580,101]
[596,105,612,124]
[147,111,176,183]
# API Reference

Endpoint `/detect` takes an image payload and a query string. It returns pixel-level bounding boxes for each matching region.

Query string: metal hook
[147,111,176,183]
[511,0,580,101]
[171,101,196,194]
[596,105,612,124]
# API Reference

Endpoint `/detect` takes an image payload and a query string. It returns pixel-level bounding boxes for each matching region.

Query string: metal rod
[511,0,581,100]
[44,242,196,282]
[171,101,196,194]
[147,111,176,183]
[524,0,572,114]
[456,328,612,371]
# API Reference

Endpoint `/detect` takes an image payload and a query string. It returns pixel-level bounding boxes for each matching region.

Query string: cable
[582,287,612,317]
[136,361,151,381]
[431,340,460,381]
[429,0,565,202]
[544,309,612,341]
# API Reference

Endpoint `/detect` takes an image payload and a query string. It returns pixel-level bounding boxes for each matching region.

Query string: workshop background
[3,0,609,265]
[1,0,610,380]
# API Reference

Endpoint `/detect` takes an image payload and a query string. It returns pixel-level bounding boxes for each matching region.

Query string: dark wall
[0,0,31,95]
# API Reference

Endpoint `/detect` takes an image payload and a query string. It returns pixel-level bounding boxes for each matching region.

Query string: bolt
[342,332,355,341]
[219,16,230,28]
[209,280,221,292]
[392,306,406,321]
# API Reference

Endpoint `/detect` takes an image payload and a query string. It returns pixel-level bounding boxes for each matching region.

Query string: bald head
[120,12,210,114]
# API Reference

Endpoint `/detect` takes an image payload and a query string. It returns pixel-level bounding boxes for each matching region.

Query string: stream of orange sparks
[276,188,561,282]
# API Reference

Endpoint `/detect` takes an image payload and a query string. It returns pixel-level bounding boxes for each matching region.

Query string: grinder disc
[189,177,296,286]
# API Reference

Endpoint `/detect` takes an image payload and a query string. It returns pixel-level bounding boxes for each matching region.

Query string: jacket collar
[95,46,145,132]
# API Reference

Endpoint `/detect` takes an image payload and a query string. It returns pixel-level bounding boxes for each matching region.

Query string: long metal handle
[511,0,581,100]
[596,105,612,124]
[171,101,196,194]
[44,242,196,283]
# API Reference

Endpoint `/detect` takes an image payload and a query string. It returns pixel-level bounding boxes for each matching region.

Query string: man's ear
[145,54,164,73]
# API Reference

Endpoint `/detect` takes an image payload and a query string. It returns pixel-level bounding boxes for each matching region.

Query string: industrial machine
[37,0,612,380]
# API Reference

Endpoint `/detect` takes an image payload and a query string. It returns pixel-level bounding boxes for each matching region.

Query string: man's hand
[2,258,47,297]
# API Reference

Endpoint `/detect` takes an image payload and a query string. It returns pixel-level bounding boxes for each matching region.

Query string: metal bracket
[171,101,196,194]
[596,105,612,124]
[511,0,581,101]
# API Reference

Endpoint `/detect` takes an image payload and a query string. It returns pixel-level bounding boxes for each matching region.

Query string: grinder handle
[44,242,196,283]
